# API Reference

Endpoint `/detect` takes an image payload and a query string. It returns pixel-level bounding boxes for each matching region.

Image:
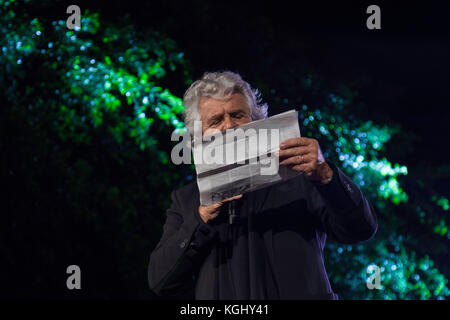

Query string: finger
[199,205,220,218]
[221,194,243,203]
[290,163,310,173]
[204,194,243,210]
[304,169,315,177]
[200,203,219,213]
[211,202,223,209]
[278,146,312,159]
[280,154,312,166]
[209,212,219,219]
[280,137,311,149]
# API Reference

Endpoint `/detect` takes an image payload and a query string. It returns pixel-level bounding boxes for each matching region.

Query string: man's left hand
[278,137,333,184]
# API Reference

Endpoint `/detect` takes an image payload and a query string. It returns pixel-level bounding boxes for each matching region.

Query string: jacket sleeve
[148,188,218,298]
[304,160,378,244]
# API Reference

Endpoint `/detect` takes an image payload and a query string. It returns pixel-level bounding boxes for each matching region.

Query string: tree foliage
[1,0,190,298]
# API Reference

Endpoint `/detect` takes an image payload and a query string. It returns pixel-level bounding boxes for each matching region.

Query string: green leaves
[1,0,193,298]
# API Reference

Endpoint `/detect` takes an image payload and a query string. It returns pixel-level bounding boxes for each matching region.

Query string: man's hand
[278,137,333,184]
[198,194,243,223]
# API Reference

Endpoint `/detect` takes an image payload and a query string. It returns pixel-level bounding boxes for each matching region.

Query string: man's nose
[223,116,236,130]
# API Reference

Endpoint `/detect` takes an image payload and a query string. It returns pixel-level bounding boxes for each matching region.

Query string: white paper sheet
[193,109,302,205]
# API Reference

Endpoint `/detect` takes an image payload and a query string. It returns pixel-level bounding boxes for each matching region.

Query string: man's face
[198,93,251,134]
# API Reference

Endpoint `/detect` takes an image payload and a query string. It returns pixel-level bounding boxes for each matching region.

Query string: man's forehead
[200,93,241,106]
[199,94,248,115]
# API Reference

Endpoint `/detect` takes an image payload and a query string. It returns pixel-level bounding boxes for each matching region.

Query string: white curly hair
[182,71,268,134]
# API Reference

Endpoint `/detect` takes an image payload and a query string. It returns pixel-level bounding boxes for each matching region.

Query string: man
[148,71,378,299]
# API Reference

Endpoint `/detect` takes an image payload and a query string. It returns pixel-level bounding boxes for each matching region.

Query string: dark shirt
[148,160,378,299]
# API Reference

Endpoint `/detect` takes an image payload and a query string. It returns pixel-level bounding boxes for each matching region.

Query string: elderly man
[148,71,378,299]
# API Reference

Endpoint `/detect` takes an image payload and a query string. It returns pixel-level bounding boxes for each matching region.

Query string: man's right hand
[198,194,243,223]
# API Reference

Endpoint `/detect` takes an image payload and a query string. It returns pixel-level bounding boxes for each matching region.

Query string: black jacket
[148,160,378,299]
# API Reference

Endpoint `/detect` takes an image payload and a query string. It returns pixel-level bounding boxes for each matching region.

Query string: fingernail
[280,143,285,149]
